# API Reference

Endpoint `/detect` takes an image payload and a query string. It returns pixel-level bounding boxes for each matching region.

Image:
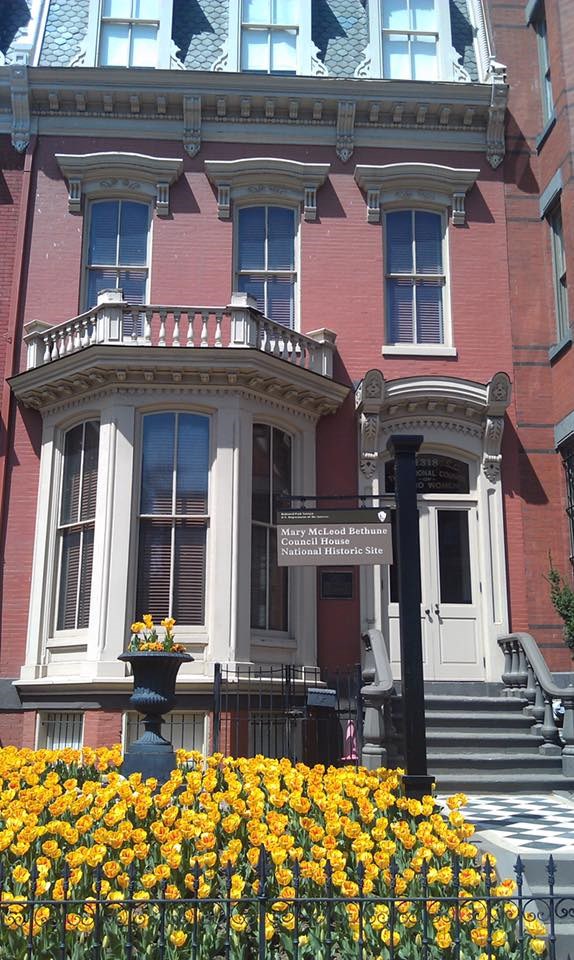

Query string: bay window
[136,413,210,625]
[56,421,100,631]
[251,424,292,631]
[386,209,446,345]
[237,206,297,328]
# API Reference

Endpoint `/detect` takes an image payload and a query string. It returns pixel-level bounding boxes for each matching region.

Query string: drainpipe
[0,137,37,611]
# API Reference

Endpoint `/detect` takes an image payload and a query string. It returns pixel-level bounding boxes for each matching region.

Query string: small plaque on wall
[320,570,354,600]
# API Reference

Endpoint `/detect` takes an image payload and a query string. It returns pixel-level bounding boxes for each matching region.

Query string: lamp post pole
[387,434,434,800]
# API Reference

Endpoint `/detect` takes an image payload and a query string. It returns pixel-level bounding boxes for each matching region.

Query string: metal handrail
[497,631,574,777]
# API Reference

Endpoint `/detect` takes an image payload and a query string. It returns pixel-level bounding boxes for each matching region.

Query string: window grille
[40,712,84,750]
[562,447,574,564]
[125,712,207,753]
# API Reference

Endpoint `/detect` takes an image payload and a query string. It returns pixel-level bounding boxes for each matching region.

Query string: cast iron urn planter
[119,651,193,783]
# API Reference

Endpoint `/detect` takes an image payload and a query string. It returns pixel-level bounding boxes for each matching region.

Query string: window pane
[135,0,159,17]
[87,269,119,309]
[173,523,206,624]
[80,422,100,522]
[413,0,437,31]
[252,424,270,523]
[267,207,295,269]
[242,29,269,70]
[383,33,410,78]
[412,35,437,81]
[77,527,94,628]
[387,278,414,343]
[100,23,130,65]
[61,425,83,525]
[272,429,291,506]
[89,202,119,266]
[251,524,268,628]
[244,0,270,22]
[131,23,158,66]
[118,270,147,304]
[438,511,472,604]
[238,207,266,270]
[267,277,294,326]
[415,212,442,274]
[416,281,443,343]
[271,30,297,72]
[274,0,297,24]
[57,530,81,630]
[387,211,413,274]
[238,275,265,312]
[176,415,209,514]
[119,202,149,265]
[383,0,409,30]
[268,527,288,630]
[141,413,175,515]
[136,520,171,620]
[103,0,132,18]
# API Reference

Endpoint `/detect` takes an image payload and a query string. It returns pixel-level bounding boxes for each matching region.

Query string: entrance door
[386,502,482,681]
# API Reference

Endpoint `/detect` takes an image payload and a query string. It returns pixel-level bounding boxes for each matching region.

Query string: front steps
[392,693,574,793]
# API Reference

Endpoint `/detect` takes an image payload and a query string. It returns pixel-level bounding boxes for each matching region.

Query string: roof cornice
[0,64,508,168]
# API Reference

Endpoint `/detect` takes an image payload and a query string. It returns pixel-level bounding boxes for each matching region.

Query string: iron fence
[213,662,363,766]
[0,855,570,960]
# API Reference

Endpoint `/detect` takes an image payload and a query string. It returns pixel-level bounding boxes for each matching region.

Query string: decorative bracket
[355,370,386,478]
[354,163,480,225]
[336,101,356,163]
[486,60,508,170]
[183,95,202,158]
[10,64,31,153]
[205,158,330,222]
[483,371,512,481]
[56,153,183,216]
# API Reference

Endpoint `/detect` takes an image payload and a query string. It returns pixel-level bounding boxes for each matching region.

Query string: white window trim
[357,0,464,81]
[81,197,152,312]
[82,0,174,69]
[218,0,325,76]
[205,158,330,222]
[383,208,451,351]
[55,152,183,217]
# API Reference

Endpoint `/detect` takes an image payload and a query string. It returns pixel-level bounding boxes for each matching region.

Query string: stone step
[423,694,530,712]
[426,731,545,754]
[433,772,574,793]
[428,752,562,774]
[424,710,535,730]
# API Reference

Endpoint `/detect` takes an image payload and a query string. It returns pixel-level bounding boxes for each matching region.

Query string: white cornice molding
[55,152,184,215]
[204,157,330,220]
[355,370,511,481]
[353,162,480,224]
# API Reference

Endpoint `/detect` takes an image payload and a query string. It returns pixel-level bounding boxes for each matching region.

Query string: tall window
[237,206,296,328]
[99,0,160,67]
[241,0,298,74]
[251,425,291,631]
[136,413,209,625]
[561,446,574,564]
[382,0,439,80]
[532,3,553,125]
[385,210,445,344]
[56,421,100,631]
[548,203,569,343]
[86,200,149,309]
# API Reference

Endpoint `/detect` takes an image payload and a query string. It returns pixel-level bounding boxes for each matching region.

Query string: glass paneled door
[385,502,481,680]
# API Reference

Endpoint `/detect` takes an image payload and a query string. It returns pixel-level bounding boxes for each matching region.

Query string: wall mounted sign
[385,455,470,495]
[320,569,354,600]
[277,509,393,567]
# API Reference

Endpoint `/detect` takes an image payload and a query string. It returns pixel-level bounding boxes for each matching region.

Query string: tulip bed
[0,746,548,958]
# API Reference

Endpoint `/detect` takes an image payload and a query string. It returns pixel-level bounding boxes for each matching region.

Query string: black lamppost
[387,434,434,799]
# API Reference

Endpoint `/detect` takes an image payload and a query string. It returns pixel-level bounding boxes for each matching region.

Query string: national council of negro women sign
[277,509,393,566]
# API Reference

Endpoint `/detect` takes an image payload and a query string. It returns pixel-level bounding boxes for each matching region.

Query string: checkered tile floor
[457,794,574,853]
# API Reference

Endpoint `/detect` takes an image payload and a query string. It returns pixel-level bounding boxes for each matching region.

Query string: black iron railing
[213,662,362,766]
[0,855,569,959]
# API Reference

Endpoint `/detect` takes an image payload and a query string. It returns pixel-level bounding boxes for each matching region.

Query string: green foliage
[547,556,574,658]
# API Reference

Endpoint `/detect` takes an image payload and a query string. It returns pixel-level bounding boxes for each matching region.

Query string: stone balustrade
[24,290,337,379]
[498,632,574,776]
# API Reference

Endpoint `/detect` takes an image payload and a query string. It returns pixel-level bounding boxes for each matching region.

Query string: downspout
[0,136,38,597]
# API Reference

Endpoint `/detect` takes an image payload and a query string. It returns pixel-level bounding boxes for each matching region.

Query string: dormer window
[99,0,160,67]
[383,0,439,80]
[241,0,298,74]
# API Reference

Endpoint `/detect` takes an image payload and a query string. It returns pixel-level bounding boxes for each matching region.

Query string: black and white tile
[454,794,574,853]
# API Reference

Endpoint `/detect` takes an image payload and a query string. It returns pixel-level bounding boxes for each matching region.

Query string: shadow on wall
[504,111,540,194]
[312,0,348,62]
[172,0,214,63]
[0,0,30,55]
[504,419,549,506]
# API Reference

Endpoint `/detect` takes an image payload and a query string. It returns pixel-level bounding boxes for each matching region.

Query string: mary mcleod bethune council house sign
[277,509,393,566]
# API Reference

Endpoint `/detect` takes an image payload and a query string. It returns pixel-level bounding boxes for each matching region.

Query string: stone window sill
[382,344,457,358]
[549,332,572,363]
